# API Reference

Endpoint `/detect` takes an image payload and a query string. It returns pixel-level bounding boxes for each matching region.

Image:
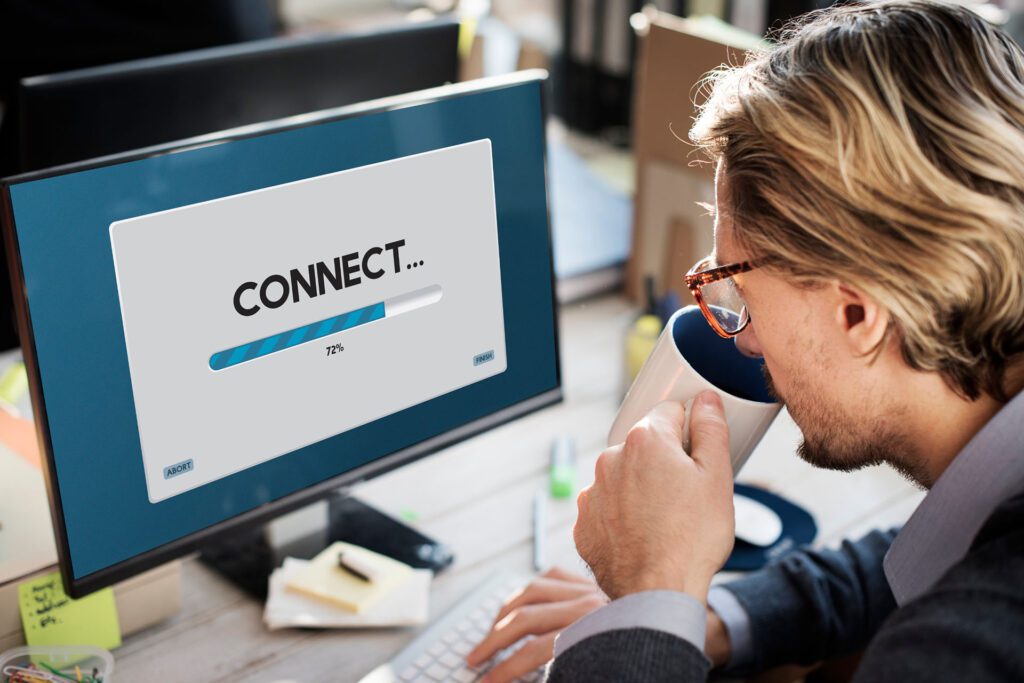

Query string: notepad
[285,542,413,613]
[265,558,430,630]
[18,571,121,650]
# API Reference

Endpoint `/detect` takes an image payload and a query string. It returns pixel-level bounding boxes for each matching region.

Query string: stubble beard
[761,365,929,488]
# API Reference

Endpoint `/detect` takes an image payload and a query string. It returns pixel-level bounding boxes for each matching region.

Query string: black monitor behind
[16,18,460,173]
[0,18,459,354]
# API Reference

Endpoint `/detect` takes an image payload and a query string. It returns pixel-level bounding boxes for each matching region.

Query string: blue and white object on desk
[725,483,818,572]
[734,493,783,547]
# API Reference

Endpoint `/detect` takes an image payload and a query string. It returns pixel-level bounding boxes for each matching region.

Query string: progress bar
[209,284,443,371]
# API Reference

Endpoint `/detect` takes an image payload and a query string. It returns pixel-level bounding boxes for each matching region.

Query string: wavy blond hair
[691,0,1024,401]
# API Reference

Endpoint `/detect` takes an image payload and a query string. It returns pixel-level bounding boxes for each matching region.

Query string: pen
[337,552,375,582]
[533,490,547,572]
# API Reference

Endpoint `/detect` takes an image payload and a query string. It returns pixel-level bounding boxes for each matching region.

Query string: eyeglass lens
[700,276,748,334]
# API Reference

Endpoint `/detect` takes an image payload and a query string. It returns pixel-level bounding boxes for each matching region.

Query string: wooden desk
[113,294,923,681]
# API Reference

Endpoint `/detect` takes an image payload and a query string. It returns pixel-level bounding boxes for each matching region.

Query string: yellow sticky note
[18,572,121,650]
[0,361,28,406]
[285,542,412,614]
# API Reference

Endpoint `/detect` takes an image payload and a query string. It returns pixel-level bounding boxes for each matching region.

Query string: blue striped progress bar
[209,284,443,371]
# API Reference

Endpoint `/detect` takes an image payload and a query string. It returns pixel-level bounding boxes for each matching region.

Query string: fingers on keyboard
[394,577,546,683]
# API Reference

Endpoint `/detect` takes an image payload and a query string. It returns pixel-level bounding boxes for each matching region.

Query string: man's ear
[834,283,889,357]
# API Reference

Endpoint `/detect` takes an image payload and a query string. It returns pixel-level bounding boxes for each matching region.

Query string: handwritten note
[18,572,121,650]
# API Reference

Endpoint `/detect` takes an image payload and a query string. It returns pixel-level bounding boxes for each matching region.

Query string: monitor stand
[198,491,454,599]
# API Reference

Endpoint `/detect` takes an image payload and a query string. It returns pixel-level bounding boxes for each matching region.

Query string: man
[467,1,1024,680]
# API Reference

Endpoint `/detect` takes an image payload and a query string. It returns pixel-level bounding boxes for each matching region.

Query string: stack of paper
[264,542,431,631]
[285,542,413,613]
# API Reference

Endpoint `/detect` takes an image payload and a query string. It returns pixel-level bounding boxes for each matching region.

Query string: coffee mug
[608,306,781,475]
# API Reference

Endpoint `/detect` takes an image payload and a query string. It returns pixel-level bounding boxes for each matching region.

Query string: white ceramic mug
[608,306,782,475]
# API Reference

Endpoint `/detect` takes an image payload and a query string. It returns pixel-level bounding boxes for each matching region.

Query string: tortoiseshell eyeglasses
[684,256,757,338]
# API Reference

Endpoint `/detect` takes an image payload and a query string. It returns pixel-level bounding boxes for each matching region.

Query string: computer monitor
[1,71,560,597]
[0,18,459,353]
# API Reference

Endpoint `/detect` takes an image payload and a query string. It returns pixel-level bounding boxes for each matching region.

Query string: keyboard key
[360,573,533,683]
[425,664,450,681]
[439,652,462,668]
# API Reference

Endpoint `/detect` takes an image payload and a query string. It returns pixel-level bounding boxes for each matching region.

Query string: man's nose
[735,324,763,358]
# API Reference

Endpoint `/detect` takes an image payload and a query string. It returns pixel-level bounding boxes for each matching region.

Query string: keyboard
[359,570,545,683]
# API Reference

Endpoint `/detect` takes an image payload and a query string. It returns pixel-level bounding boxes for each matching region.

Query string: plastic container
[0,645,114,682]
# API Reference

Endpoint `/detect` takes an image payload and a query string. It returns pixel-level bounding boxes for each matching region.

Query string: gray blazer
[547,492,1024,682]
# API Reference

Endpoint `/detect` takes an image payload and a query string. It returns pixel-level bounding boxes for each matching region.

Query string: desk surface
[113,294,924,681]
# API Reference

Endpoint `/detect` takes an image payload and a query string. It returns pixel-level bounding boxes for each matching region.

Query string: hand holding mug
[575,395,736,601]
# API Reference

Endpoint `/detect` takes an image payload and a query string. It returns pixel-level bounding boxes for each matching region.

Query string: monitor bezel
[0,70,562,598]
[19,16,459,92]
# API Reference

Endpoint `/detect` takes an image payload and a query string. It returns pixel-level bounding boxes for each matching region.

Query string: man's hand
[466,567,607,682]
[706,605,733,668]
[573,392,735,602]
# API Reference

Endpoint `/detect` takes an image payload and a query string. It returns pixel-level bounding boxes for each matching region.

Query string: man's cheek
[572,518,587,555]
[760,357,785,403]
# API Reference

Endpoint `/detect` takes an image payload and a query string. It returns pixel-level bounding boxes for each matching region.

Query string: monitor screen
[1,73,560,596]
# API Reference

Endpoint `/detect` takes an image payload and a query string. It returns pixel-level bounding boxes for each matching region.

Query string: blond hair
[691,0,1024,401]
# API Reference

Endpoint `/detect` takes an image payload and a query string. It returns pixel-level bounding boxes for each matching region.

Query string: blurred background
[0,0,1018,353]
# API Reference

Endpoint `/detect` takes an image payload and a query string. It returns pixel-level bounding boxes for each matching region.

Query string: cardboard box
[635,159,714,301]
[627,11,764,301]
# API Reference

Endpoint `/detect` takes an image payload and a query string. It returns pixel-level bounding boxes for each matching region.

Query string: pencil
[532,491,547,572]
